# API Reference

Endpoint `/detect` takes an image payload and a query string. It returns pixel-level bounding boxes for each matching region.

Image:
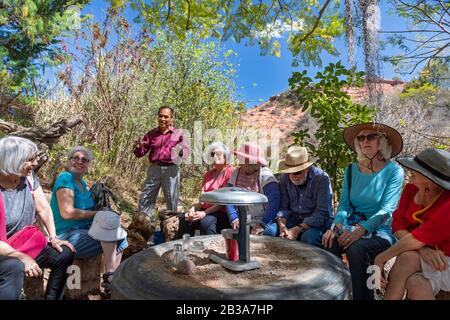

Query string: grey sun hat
[88,211,127,242]
[397,148,450,190]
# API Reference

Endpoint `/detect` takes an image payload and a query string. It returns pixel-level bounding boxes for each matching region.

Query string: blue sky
[80,1,414,109]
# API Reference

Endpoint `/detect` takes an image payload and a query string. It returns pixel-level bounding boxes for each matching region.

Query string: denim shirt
[278,166,333,229]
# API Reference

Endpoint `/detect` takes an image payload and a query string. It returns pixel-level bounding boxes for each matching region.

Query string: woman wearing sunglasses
[321,122,404,300]
[179,142,235,236]
[50,146,128,297]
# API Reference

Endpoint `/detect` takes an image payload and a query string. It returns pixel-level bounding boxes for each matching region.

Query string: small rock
[176,259,196,275]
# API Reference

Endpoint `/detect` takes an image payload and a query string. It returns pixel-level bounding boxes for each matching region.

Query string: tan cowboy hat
[278,145,315,174]
[343,122,403,158]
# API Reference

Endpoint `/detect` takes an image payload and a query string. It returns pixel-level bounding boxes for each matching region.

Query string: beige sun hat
[343,122,403,158]
[278,145,315,174]
[88,211,127,242]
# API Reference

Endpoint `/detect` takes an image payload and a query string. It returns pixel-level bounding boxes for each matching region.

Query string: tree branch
[185,0,191,30]
[0,116,83,147]
[397,0,449,35]
[379,30,444,33]
[167,0,171,21]
[299,0,331,43]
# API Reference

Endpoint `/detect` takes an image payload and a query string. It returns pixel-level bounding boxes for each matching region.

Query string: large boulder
[23,254,104,299]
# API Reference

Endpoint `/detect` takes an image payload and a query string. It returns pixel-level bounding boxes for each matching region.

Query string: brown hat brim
[278,160,314,174]
[343,122,403,158]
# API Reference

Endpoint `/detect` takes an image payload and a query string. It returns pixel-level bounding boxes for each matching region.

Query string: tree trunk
[0,116,83,171]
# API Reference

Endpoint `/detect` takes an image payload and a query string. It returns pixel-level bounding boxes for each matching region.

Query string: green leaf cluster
[289,61,375,205]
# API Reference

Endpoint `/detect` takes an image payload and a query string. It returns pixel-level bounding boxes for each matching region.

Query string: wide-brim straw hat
[397,148,450,190]
[88,210,127,242]
[233,142,267,166]
[343,122,403,158]
[278,145,315,174]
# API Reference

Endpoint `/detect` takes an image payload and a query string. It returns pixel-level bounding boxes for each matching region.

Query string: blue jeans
[58,225,128,259]
[264,214,326,248]
[326,236,391,300]
[179,211,231,237]
[0,255,24,300]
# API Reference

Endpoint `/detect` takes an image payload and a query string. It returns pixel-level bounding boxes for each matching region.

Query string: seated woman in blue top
[51,146,128,296]
[226,142,280,235]
[321,123,404,300]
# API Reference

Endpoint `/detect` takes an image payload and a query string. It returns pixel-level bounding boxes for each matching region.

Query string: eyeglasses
[406,170,417,179]
[27,154,40,162]
[210,151,224,157]
[291,169,306,176]
[356,133,379,142]
[70,156,90,164]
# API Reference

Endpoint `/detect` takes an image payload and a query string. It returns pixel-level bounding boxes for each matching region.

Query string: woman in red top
[374,148,450,299]
[179,142,235,236]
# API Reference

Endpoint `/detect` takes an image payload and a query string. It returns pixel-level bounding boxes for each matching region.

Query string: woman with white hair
[0,136,75,300]
[50,146,128,297]
[375,148,450,300]
[321,123,404,300]
[179,142,235,236]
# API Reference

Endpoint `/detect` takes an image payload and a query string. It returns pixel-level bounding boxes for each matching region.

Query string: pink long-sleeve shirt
[133,126,190,164]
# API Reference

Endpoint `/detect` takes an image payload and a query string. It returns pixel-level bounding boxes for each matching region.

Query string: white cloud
[253,19,304,39]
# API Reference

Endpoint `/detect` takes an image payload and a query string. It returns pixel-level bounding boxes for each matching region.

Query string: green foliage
[400,82,438,107]
[0,0,90,110]
[289,61,375,205]
[35,12,241,205]
[126,0,345,67]
[418,58,450,89]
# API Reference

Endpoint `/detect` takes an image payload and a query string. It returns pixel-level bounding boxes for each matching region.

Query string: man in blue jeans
[265,145,333,248]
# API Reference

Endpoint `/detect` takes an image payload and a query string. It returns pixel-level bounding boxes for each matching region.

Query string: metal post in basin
[200,187,268,272]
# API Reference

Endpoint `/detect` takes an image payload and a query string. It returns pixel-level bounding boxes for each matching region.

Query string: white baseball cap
[88,210,127,242]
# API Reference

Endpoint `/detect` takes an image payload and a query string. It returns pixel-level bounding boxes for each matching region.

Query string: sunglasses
[70,156,90,164]
[211,151,224,157]
[356,133,379,142]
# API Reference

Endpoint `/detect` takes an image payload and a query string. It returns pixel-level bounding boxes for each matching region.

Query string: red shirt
[392,183,450,255]
[133,126,190,164]
[200,165,234,209]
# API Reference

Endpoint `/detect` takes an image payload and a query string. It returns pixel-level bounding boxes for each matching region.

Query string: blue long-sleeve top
[226,182,281,226]
[333,161,404,244]
[278,166,333,229]
[225,167,281,226]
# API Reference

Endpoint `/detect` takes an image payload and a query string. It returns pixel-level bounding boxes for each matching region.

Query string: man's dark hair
[158,106,174,117]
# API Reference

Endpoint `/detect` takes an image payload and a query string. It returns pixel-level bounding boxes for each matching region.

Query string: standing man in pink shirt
[133,106,189,217]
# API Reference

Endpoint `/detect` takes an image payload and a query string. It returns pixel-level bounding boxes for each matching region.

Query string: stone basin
[111,235,351,300]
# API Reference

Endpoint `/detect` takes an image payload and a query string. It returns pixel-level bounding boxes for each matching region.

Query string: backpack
[90,182,118,211]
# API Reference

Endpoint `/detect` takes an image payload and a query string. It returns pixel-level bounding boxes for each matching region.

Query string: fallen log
[0,116,83,171]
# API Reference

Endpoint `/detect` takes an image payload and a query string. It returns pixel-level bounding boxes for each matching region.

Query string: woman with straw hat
[374,148,450,300]
[321,122,404,300]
